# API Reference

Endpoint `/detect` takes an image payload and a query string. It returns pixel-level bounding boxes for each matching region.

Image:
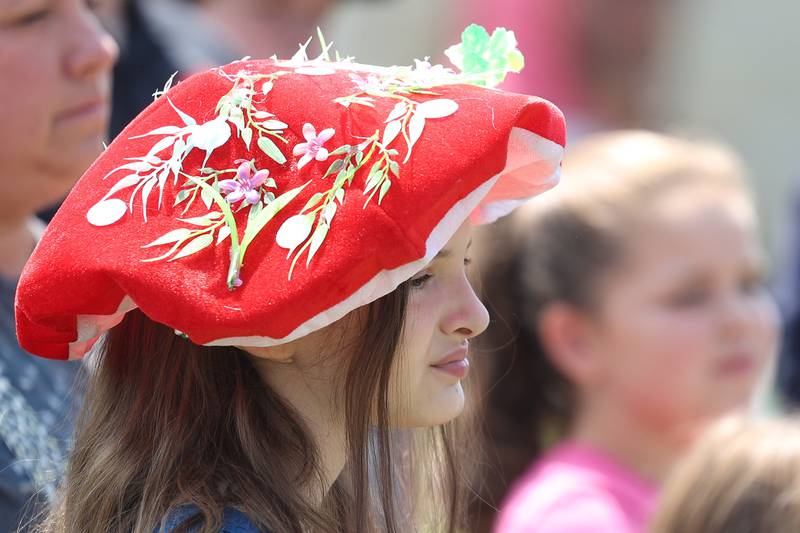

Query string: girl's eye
[665,287,710,308]
[410,273,433,290]
[9,8,49,26]
[740,272,766,295]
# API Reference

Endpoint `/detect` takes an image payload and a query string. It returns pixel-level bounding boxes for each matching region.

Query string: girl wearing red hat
[17,26,566,533]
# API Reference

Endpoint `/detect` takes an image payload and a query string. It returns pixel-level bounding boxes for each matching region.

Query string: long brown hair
[35,281,474,533]
[470,131,754,530]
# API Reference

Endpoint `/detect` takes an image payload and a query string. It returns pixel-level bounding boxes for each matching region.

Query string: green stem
[181,173,241,289]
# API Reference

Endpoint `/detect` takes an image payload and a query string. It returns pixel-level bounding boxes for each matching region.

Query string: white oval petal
[276,214,313,250]
[322,202,337,224]
[105,174,142,197]
[87,199,128,226]
[382,120,402,147]
[408,113,426,150]
[385,102,408,123]
[416,98,459,119]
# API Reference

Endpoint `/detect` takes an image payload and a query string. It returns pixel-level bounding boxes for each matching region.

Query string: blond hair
[652,416,800,533]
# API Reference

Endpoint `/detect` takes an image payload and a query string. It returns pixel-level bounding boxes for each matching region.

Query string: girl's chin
[422,384,467,426]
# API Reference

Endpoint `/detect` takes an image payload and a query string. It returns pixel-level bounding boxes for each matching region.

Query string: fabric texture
[494,442,658,533]
[16,39,566,361]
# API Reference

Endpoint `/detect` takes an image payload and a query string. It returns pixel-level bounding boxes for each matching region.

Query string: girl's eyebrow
[434,240,473,260]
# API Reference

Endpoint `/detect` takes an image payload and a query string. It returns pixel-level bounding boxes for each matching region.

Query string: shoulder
[217,509,264,533]
[495,450,632,533]
[159,507,268,533]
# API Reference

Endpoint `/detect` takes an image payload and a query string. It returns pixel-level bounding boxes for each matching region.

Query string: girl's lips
[431,346,470,379]
[431,358,470,380]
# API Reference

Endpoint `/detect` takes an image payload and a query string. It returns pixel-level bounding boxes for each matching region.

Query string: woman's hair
[651,416,800,533]
[469,130,754,528]
[35,281,475,533]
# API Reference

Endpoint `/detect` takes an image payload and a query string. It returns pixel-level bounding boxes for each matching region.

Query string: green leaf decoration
[247,201,263,225]
[258,136,287,164]
[302,192,325,212]
[378,178,391,204]
[306,222,329,266]
[323,159,344,178]
[179,212,223,226]
[239,180,310,260]
[241,127,253,149]
[444,24,524,87]
[216,225,232,245]
[173,189,191,207]
[180,174,241,288]
[170,233,214,261]
[201,186,213,209]
[262,120,288,130]
[142,228,194,248]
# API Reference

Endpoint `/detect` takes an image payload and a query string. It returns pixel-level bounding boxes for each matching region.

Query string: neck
[251,358,347,506]
[568,396,696,484]
[0,216,39,279]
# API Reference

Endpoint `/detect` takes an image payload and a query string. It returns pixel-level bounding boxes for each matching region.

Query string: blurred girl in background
[479,131,778,532]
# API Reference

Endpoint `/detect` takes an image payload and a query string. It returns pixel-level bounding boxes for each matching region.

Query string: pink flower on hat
[219,162,270,205]
[293,123,335,169]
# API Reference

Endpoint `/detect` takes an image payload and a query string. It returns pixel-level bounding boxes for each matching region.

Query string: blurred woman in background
[0,0,117,530]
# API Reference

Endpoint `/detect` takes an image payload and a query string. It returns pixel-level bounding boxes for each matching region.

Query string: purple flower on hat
[293,123,335,170]
[219,162,269,205]
[349,73,388,93]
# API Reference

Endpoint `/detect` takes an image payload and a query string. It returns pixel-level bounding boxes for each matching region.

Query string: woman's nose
[63,6,119,80]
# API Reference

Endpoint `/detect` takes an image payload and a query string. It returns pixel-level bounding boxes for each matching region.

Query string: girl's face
[246,222,489,429]
[585,188,778,432]
[0,0,117,216]
[390,221,490,427]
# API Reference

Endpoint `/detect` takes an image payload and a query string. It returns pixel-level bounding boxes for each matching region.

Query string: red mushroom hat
[16,25,566,359]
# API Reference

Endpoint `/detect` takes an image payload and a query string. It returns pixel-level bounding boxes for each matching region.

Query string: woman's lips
[431,346,470,380]
[715,352,758,377]
[56,97,108,124]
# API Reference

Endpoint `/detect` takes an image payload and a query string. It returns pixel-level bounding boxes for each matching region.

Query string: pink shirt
[494,442,659,533]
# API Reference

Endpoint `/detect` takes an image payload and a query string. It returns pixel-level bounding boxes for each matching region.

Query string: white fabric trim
[470,127,564,224]
[68,296,137,360]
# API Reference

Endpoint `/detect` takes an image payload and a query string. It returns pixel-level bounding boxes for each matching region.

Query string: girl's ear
[537,302,602,387]
[238,344,296,364]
